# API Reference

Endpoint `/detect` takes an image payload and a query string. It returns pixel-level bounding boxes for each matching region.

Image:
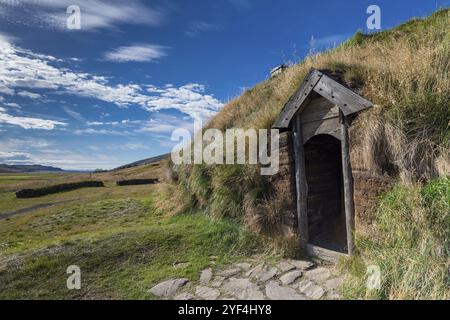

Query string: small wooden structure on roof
[272,68,373,260]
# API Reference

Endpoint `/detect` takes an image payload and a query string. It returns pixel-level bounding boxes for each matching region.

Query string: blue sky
[0,0,448,170]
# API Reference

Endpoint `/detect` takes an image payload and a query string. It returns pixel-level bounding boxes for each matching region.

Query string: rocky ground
[149,256,344,300]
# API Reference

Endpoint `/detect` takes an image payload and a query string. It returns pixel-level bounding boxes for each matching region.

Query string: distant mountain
[114,153,169,170]
[0,164,65,173]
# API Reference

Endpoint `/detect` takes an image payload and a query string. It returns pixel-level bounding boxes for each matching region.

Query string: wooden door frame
[292,111,355,256]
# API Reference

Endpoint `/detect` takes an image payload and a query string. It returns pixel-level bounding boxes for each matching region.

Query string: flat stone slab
[223,278,264,300]
[288,259,314,270]
[304,267,331,283]
[265,281,306,300]
[324,277,344,292]
[245,263,264,278]
[248,265,278,282]
[279,270,303,285]
[235,262,252,271]
[218,267,241,278]
[174,292,195,300]
[210,276,225,288]
[276,261,295,273]
[195,286,220,300]
[298,279,325,299]
[149,278,189,297]
[200,268,213,284]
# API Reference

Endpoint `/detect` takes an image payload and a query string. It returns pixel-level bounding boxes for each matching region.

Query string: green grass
[0,186,261,299]
[340,177,450,300]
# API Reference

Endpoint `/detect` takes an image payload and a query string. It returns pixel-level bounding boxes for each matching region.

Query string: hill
[0,164,65,174]
[162,9,450,299]
[113,153,170,171]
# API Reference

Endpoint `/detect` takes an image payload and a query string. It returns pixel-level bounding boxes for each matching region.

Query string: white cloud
[145,83,222,122]
[5,102,21,109]
[104,44,168,62]
[62,106,85,122]
[0,107,67,130]
[17,90,42,99]
[120,142,150,151]
[137,114,193,134]
[87,119,142,126]
[0,35,222,128]
[0,0,164,31]
[0,85,14,95]
[74,128,129,136]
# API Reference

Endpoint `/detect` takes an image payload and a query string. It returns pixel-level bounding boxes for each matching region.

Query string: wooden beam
[313,75,373,116]
[272,69,322,129]
[340,111,355,255]
[293,113,309,250]
[306,244,348,263]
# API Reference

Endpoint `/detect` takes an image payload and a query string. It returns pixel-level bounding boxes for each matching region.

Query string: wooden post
[292,114,309,251]
[340,111,355,256]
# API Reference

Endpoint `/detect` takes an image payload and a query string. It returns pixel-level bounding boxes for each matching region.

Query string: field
[0,163,261,299]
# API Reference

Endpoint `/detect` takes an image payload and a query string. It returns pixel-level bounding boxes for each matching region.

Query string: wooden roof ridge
[272,68,373,129]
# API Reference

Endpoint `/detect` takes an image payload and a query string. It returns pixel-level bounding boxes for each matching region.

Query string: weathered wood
[313,75,373,116]
[293,113,308,250]
[340,111,355,255]
[300,97,339,124]
[302,117,341,143]
[306,244,347,263]
[272,68,372,130]
[272,69,322,129]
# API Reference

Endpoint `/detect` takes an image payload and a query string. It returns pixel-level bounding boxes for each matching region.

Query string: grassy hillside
[164,9,450,299]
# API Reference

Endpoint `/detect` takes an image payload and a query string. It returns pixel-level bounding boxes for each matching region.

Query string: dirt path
[0,201,71,220]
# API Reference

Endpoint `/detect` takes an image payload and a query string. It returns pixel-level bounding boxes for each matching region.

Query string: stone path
[148,256,343,300]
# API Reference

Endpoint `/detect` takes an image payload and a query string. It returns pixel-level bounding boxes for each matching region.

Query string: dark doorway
[304,134,347,253]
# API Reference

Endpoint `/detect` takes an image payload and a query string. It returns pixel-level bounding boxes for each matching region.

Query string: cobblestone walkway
[148,256,343,300]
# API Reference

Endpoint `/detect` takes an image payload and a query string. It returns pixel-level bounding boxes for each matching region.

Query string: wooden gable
[272,68,373,129]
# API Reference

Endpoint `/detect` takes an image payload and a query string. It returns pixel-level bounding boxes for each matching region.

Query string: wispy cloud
[74,128,130,136]
[228,0,252,11]
[309,33,351,51]
[0,106,67,130]
[62,106,86,122]
[103,44,168,62]
[0,0,165,31]
[17,90,42,99]
[185,21,218,38]
[4,103,21,109]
